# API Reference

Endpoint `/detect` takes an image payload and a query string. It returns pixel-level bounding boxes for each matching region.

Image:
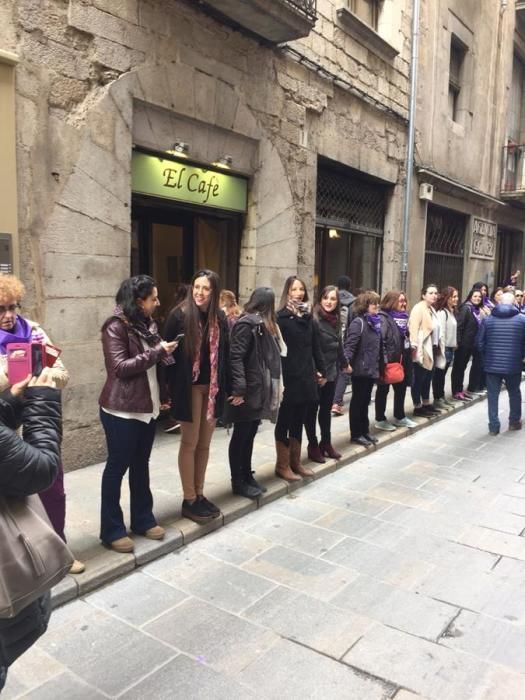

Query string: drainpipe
[400,0,421,293]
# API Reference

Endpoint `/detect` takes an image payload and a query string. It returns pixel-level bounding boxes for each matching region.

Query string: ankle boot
[307,443,326,464]
[290,438,314,477]
[231,480,262,499]
[275,440,301,481]
[319,442,342,460]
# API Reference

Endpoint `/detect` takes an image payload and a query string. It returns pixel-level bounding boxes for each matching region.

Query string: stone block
[93,36,145,73]
[68,0,151,53]
[242,544,354,600]
[73,549,135,596]
[257,476,289,506]
[93,0,139,24]
[50,576,78,609]
[43,252,129,298]
[237,638,389,699]
[11,671,106,699]
[178,514,224,545]
[20,34,91,80]
[5,646,65,698]
[144,597,277,674]
[16,95,39,148]
[86,570,188,626]
[190,527,272,566]
[49,77,89,110]
[219,493,258,526]
[133,526,184,566]
[456,525,525,560]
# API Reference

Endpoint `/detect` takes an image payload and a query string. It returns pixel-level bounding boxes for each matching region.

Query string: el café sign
[131,152,248,213]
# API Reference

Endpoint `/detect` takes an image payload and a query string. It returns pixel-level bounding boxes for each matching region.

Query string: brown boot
[275,440,301,481]
[290,438,314,477]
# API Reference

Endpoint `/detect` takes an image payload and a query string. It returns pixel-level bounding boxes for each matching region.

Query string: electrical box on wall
[419,183,434,201]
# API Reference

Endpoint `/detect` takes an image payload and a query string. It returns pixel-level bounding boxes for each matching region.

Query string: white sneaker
[374,420,397,432]
[392,417,418,428]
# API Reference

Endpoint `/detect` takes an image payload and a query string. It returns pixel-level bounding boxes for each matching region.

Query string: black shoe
[247,471,267,493]
[231,480,262,499]
[351,436,372,447]
[413,407,431,417]
[489,429,500,436]
[197,495,221,516]
[363,433,379,444]
[509,421,522,431]
[181,499,216,524]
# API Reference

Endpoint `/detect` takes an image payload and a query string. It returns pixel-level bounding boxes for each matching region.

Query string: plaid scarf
[192,318,220,423]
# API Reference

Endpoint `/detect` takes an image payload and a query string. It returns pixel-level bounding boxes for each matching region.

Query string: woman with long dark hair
[304,285,348,462]
[99,275,177,552]
[344,291,382,446]
[275,276,326,481]
[164,270,229,523]
[433,286,458,407]
[408,283,446,416]
[225,287,282,498]
[374,290,417,431]
[451,288,484,401]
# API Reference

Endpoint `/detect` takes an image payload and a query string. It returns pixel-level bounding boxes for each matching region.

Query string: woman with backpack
[225,288,282,498]
[304,285,349,462]
[432,286,458,407]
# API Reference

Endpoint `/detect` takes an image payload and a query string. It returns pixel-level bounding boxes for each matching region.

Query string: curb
[51,394,486,608]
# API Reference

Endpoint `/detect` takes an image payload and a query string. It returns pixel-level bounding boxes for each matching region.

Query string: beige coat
[408,301,446,371]
[0,319,69,392]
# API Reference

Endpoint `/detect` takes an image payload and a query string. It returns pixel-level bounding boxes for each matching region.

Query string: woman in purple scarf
[0,274,84,574]
[344,290,382,447]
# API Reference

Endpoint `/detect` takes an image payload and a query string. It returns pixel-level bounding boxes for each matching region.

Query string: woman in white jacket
[432,286,458,408]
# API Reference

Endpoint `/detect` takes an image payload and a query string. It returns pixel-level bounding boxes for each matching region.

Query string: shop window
[448,35,466,123]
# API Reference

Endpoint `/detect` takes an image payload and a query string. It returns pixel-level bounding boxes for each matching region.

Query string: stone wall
[4,0,412,467]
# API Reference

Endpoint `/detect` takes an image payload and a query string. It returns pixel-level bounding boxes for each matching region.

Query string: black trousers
[275,399,307,444]
[349,376,374,439]
[228,420,260,482]
[451,346,483,394]
[375,381,408,421]
[304,381,336,446]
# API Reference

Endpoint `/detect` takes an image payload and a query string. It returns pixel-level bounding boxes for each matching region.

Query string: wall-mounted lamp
[212,155,233,169]
[166,141,190,158]
[328,228,341,239]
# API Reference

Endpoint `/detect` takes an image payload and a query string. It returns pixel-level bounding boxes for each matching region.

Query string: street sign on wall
[470,217,496,260]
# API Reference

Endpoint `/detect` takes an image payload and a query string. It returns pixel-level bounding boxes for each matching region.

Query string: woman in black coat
[344,290,382,447]
[0,370,62,692]
[164,269,230,524]
[275,276,327,481]
[304,286,349,463]
[225,288,282,499]
[374,290,417,431]
[451,288,484,400]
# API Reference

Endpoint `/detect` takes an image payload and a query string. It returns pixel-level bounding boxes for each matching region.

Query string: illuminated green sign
[131,152,248,212]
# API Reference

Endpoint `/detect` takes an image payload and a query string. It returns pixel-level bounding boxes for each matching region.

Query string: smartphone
[175,333,185,343]
[6,343,32,385]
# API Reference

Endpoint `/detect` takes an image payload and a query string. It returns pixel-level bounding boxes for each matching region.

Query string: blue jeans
[411,363,433,406]
[99,409,157,544]
[485,372,522,433]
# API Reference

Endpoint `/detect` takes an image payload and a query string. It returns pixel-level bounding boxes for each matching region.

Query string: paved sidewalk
[51,385,486,606]
[4,396,525,699]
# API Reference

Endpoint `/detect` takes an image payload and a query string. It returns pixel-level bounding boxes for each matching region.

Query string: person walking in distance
[275,276,327,481]
[304,286,350,462]
[344,291,382,447]
[225,287,282,498]
[477,291,525,435]
[99,276,178,553]
[374,291,417,431]
[432,286,458,408]
[332,276,355,416]
[451,288,484,402]
[164,270,229,524]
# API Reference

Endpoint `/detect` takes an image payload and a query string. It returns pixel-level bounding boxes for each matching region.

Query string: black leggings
[275,399,307,444]
[375,381,408,421]
[452,346,483,394]
[228,420,260,481]
[304,381,336,446]
[349,376,374,439]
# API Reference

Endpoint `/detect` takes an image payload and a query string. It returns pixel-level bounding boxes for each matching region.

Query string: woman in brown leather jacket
[98,275,177,553]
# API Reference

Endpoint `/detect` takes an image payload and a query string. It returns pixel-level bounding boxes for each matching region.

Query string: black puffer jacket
[0,386,62,673]
[456,303,481,351]
[344,315,382,379]
[277,309,326,403]
[223,314,281,423]
[314,312,347,382]
[379,311,403,363]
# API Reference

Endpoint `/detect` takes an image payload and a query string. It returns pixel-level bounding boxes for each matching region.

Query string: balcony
[501,142,525,201]
[202,0,317,43]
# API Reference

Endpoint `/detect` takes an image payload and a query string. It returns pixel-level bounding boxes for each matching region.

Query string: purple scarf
[0,316,33,354]
[467,302,483,326]
[365,312,382,335]
[388,310,409,337]
[482,295,494,310]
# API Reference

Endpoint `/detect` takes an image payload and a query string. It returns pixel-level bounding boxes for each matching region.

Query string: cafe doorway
[132,196,242,326]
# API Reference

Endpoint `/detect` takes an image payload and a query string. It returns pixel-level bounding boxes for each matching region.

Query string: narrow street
[4,398,525,699]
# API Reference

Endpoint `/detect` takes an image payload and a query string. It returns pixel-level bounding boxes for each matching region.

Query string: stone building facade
[1,0,413,467]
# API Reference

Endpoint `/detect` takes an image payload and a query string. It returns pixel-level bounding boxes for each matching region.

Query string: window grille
[285,0,317,20]
[424,205,466,295]
[317,168,385,235]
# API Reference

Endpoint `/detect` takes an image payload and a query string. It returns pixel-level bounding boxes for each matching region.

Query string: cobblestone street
[4,397,525,699]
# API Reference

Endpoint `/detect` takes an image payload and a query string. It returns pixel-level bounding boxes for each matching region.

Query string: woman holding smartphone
[99,275,178,553]
[164,270,229,523]
[225,287,282,498]
[0,274,84,573]
[275,276,326,481]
